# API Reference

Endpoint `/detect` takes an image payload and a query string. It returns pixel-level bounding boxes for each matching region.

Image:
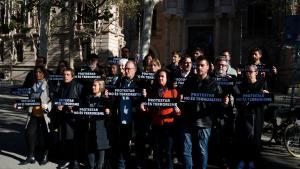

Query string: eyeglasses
[218,64,227,67]
[125,67,135,70]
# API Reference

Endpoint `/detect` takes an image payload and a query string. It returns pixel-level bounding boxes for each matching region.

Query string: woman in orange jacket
[141,69,181,169]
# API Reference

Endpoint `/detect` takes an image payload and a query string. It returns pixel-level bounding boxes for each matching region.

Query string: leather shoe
[57,161,70,169]
[19,156,36,165]
[40,152,48,165]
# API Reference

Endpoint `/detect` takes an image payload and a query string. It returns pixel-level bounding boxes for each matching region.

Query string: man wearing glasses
[221,50,237,77]
[212,56,236,169]
[112,60,141,169]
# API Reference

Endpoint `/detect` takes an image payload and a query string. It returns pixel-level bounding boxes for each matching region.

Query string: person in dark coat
[49,60,68,99]
[166,51,181,77]
[234,64,269,169]
[237,47,278,92]
[111,60,141,169]
[84,79,111,169]
[212,56,236,169]
[181,57,225,169]
[55,68,83,169]
[79,54,106,97]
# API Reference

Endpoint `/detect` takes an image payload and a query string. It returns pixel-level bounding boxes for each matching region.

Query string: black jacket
[84,95,111,150]
[112,76,142,139]
[55,80,83,140]
[182,74,223,128]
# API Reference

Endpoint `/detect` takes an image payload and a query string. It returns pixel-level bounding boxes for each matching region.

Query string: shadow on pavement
[0,150,24,162]
[0,89,27,161]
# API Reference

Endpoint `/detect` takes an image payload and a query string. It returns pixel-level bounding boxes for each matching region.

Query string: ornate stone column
[176,0,184,51]
[165,14,171,64]
[176,15,183,51]
[228,15,233,53]
[214,14,221,58]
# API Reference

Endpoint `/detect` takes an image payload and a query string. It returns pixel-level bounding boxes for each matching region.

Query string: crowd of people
[17,46,278,169]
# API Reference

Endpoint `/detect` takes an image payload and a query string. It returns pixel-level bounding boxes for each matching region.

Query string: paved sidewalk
[0,88,57,169]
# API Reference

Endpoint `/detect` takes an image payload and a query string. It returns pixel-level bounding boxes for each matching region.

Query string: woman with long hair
[19,66,51,166]
[141,69,181,169]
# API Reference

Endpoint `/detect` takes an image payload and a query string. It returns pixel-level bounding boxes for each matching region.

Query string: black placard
[239,64,271,73]
[235,93,274,103]
[174,77,187,87]
[183,93,224,102]
[213,77,235,86]
[108,57,121,64]
[105,76,114,88]
[108,88,142,97]
[75,72,101,79]
[73,107,105,116]
[144,98,177,107]
[137,72,155,80]
[10,87,32,95]
[49,74,64,81]
[53,98,80,106]
[16,99,41,107]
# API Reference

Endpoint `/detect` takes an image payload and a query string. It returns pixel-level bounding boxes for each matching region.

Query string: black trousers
[235,110,263,161]
[25,116,49,156]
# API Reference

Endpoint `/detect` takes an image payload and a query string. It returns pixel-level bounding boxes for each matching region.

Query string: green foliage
[99,7,114,21]
[80,0,140,22]
[115,0,141,19]
[0,0,141,34]
[21,27,32,34]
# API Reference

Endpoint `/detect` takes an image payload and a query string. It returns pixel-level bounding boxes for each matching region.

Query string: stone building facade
[126,0,285,68]
[125,0,300,92]
[0,0,298,92]
[0,2,124,81]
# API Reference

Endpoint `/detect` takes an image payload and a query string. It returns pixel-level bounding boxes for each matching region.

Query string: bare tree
[140,0,160,59]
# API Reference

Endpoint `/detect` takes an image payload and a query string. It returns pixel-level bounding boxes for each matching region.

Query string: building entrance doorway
[188,26,214,60]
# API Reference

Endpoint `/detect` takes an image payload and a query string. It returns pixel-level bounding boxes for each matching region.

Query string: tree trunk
[139,0,160,60]
[39,0,50,59]
[68,0,77,69]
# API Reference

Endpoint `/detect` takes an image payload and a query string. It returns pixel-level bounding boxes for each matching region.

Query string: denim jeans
[182,126,211,169]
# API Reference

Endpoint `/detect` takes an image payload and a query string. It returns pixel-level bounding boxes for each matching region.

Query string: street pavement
[0,86,57,169]
[0,84,300,169]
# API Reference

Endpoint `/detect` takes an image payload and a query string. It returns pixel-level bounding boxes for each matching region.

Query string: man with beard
[212,56,236,169]
[181,57,226,169]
